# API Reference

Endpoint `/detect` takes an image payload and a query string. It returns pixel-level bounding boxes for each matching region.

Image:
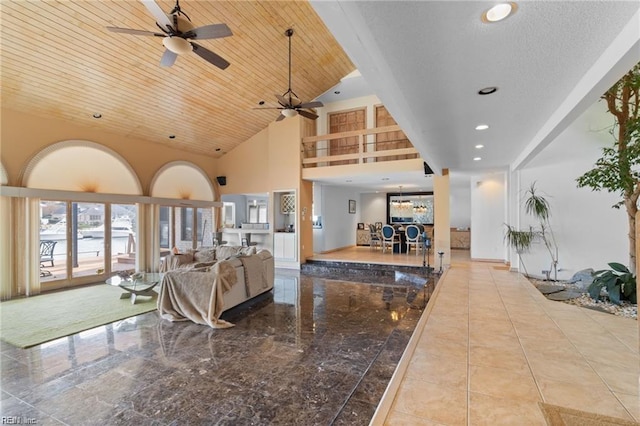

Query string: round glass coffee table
[106,272,163,304]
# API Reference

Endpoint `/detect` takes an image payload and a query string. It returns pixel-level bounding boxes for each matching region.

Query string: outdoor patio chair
[40,240,57,267]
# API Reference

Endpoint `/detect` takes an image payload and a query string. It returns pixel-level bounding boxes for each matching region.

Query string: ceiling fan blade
[160,49,178,67]
[140,0,174,32]
[106,27,164,37]
[276,113,286,122]
[298,109,319,120]
[184,23,232,40]
[276,94,290,107]
[299,101,323,109]
[191,42,230,70]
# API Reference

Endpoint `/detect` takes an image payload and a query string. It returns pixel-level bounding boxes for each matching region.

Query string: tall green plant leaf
[608,262,629,273]
[524,182,551,221]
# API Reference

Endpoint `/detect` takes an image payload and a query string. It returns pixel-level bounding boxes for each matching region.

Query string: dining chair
[369,224,382,251]
[405,224,422,256]
[381,225,400,253]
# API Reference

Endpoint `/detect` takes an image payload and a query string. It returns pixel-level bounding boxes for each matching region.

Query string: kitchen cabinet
[274,233,296,261]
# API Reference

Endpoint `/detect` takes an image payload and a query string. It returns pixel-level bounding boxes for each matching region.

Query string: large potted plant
[576,62,640,275]
[505,182,559,280]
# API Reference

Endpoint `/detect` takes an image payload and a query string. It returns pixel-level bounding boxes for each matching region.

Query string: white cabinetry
[274,233,296,261]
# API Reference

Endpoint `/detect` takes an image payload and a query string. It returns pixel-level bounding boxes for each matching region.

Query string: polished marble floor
[3,248,639,425]
[1,269,429,425]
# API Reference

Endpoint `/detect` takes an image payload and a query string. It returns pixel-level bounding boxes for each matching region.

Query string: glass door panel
[74,202,106,278]
[39,200,69,282]
[110,204,136,273]
[159,205,173,263]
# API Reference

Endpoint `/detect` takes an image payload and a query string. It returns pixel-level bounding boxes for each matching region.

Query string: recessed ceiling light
[475,144,484,149]
[92,113,102,119]
[478,87,498,95]
[475,124,489,130]
[334,91,341,95]
[473,157,482,161]
[169,135,176,139]
[482,3,517,23]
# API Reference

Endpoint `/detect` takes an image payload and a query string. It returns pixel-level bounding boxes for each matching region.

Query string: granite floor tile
[468,391,547,425]
[391,377,467,424]
[615,392,640,422]
[406,351,467,389]
[537,376,635,421]
[385,410,445,425]
[469,364,541,402]
[469,343,530,374]
[1,268,424,425]
[588,360,640,396]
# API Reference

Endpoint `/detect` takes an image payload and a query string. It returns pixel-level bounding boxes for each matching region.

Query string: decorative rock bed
[530,278,637,320]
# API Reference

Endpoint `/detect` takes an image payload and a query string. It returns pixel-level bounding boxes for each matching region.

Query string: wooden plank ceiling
[1,0,354,157]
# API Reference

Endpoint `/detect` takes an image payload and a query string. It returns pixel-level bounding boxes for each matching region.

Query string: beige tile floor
[311,247,639,425]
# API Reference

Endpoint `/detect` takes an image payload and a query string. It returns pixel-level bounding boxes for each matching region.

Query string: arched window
[21,141,142,288]
[150,161,217,251]
[22,140,141,194]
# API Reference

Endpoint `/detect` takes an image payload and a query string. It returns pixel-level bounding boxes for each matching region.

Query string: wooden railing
[301,125,419,167]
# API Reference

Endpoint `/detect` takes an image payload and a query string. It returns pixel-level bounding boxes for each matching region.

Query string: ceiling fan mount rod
[169,0,191,21]
[285,28,294,105]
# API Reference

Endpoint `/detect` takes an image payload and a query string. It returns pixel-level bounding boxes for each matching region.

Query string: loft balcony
[301,125,424,181]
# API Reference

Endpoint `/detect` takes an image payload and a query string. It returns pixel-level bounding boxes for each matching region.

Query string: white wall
[315,184,361,252]
[312,183,324,252]
[359,192,387,224]
[471,172,507,261]
[450,184,471,229]
[515,101,627,280]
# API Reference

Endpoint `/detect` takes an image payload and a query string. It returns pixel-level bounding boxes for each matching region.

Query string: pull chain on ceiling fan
[255,28,323,121]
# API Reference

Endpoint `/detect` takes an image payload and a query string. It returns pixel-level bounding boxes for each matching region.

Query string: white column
[434,170,451,267]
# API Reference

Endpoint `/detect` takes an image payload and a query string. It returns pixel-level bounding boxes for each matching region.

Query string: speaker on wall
[216,176,227,186]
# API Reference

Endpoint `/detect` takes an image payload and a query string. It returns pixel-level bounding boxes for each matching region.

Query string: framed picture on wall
[357,223,364,230]
[349,199,356,214]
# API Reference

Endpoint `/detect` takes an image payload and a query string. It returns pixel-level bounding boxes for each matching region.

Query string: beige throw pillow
[194,248,216,263]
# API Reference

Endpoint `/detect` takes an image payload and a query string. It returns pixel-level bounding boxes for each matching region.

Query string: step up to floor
[301,260,433,284]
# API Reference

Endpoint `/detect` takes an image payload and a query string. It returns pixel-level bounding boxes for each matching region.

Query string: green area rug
[0,284,157,348]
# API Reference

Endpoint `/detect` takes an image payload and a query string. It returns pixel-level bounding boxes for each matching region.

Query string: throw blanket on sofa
[238,255,268,297]
[158,260,238,329]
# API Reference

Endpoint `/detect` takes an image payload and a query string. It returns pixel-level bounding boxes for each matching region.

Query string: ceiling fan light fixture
[163,36,192,55]
[282,108,298,118]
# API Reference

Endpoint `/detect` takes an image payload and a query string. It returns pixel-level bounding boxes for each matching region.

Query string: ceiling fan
[257,29,323,121]
[106,0,232,69]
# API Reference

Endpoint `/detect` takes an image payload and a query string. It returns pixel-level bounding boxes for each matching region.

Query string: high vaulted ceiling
[312,1,640,174]
[1,0,353,157]
[2,1,639,178]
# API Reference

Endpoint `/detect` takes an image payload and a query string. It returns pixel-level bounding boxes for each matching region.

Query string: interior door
[375,105,417,162]
[328,108,365,165]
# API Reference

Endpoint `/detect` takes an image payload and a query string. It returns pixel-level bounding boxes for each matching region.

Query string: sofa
[159,245,259,273]
[158,247,275,329]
